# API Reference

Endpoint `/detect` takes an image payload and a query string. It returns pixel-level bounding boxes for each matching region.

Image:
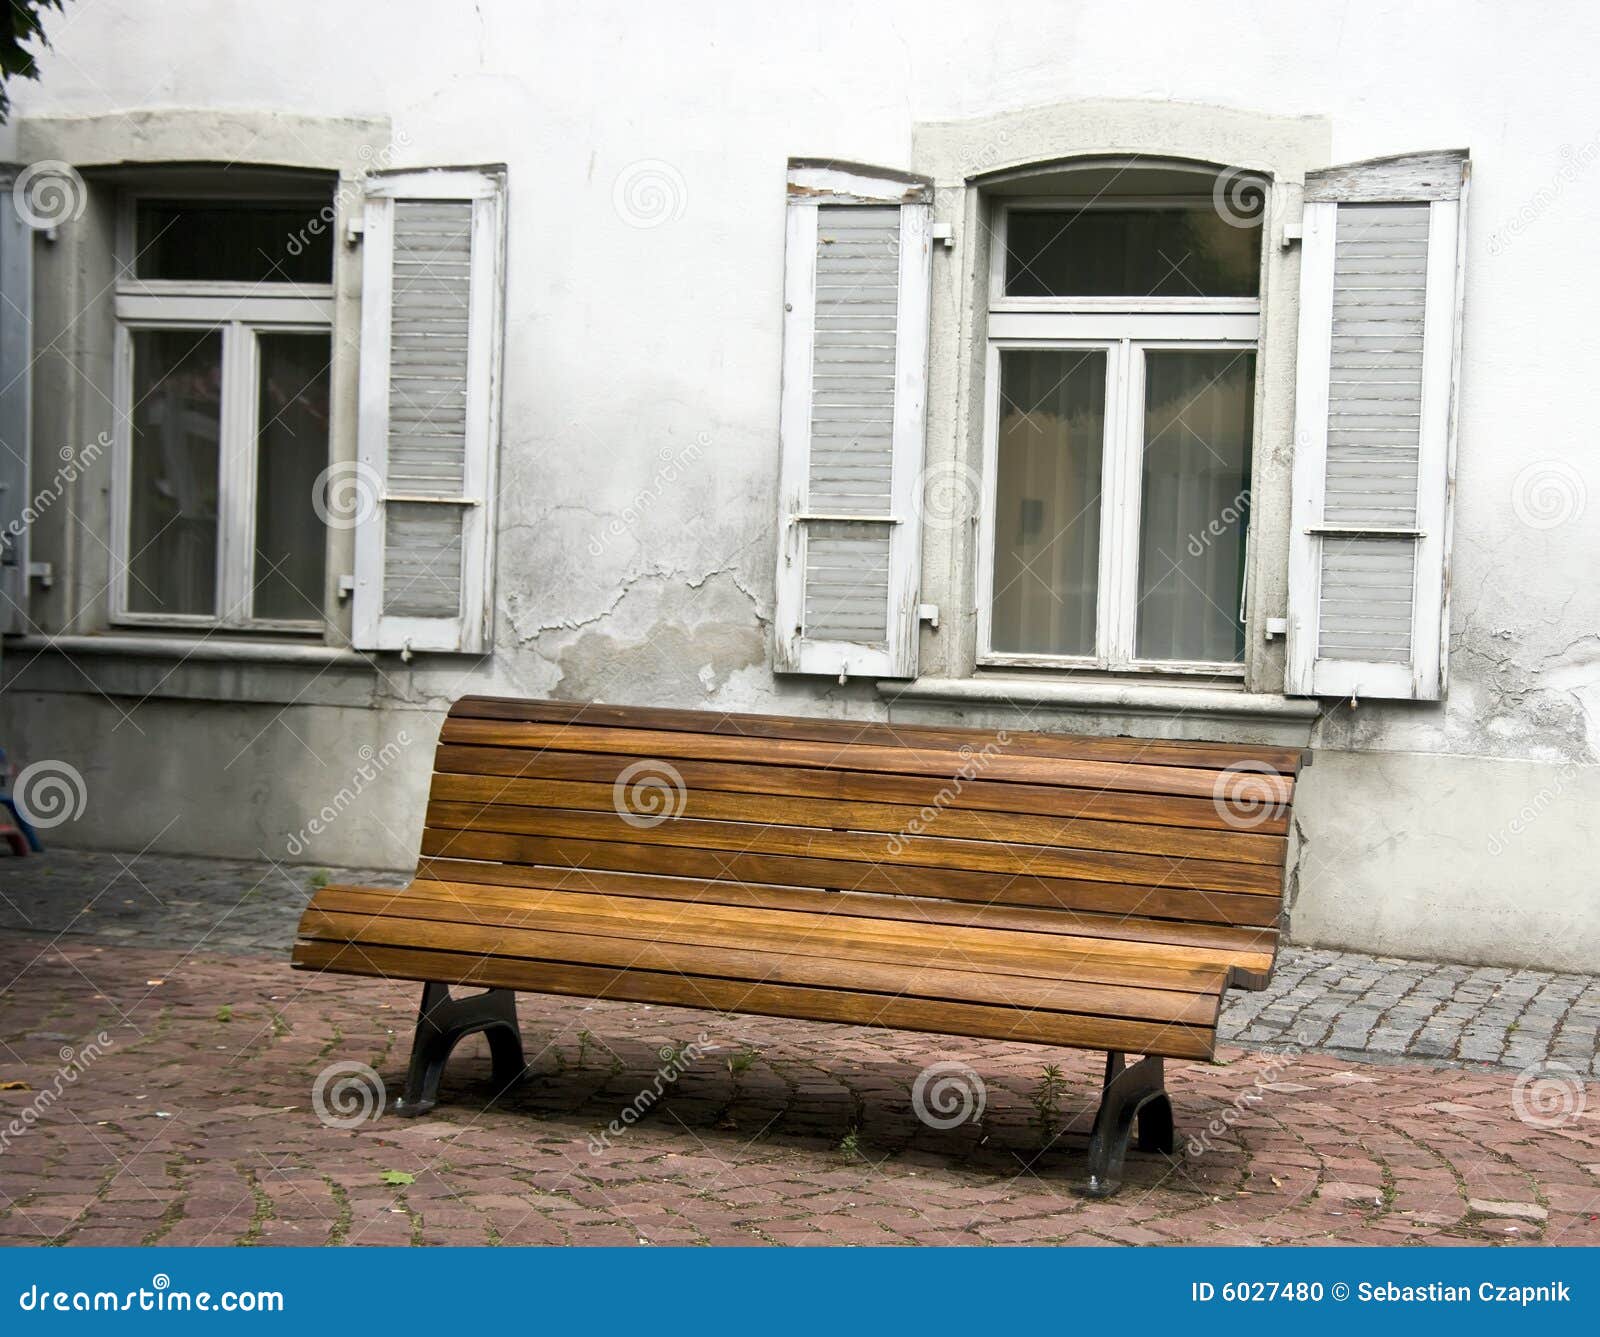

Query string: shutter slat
[385,199,474,497]
[1321,201,1431,535]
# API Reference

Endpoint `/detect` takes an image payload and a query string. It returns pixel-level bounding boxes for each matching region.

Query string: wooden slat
[422,800,1283,894]
[298,905,1222,1026]
[417,829,1283,927]
[426,773,1286,866]
[309,883,1255,991]
[431,744,1290,836]
[403,860,1279,962]
[439,719,1296,806]
[449,695,1309,774]
[290,940,1218,1060]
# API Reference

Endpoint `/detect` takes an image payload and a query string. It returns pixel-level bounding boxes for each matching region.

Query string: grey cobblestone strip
[2,850,1596,1077]
[0,849,404,955]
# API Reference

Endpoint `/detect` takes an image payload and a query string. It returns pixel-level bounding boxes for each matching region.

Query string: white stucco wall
[2,0,1596,970]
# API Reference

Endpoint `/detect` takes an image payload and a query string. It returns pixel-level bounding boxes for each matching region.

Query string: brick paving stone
[0,932,1594,1248]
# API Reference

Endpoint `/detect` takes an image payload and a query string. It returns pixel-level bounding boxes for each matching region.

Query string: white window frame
[976,199,1261,676]
[109,190,335,633]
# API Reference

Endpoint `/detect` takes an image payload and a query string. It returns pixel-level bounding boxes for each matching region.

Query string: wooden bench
[293,695,1304,1195]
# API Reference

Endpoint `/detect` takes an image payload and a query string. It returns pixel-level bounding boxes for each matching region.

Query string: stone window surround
[889,99,1333,721]
[11,110,392,661]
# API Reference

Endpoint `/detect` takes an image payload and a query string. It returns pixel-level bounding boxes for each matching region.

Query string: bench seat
[293,695,1304,1195]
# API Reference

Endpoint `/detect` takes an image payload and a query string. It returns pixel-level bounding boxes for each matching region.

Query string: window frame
[109,188,335,634]
[975,199,1262,676]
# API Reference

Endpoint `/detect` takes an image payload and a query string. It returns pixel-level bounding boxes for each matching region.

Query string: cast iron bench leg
[393,982,528,1118]
[1080,1051,1175,1198]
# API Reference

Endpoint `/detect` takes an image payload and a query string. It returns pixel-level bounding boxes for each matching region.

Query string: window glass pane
[990,348,1107,656]
[1005,206,1261,298]
[253,333,331,622]
[1136,350,1255,663]
[134,199,333,283]
[127,329,222,616]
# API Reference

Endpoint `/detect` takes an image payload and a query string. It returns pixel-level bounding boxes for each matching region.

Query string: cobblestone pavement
[0,937,1595,1246]
[3,850,1598,1076]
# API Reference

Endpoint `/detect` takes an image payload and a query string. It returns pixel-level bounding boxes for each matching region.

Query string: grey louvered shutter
[1286,151,1468,700]
[773,160,933,680]
[0,166,31,635]
[353,167,506,654]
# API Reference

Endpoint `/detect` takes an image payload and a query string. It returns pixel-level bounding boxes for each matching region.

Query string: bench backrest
[419,697,1304,985]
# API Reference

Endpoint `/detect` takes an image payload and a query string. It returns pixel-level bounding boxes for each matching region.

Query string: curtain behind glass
[990,349,1107,656]
[1136,350,1254,663]
[127,329,222,616]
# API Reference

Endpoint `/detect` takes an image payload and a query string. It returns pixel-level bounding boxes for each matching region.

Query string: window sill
[878,673,1321,721]
[7,633,369,666]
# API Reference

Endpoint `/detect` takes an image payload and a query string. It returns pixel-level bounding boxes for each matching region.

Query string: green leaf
[380,1170,414,1186]
[215,1005,232,1023]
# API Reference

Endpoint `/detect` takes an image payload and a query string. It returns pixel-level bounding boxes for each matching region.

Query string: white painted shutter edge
[1286,151,1468,700]
[352,166,506,654]
[773,160,934,681]
[0,166,32,636]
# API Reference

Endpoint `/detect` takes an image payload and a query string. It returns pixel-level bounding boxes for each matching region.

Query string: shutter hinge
[338,574,356,601]
[930,222,955,249]
[1279,220,1303,249]
[345,216,365,247]
[917,603,940,630]
[27,561,54,589]
[1264,616,1288,640]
